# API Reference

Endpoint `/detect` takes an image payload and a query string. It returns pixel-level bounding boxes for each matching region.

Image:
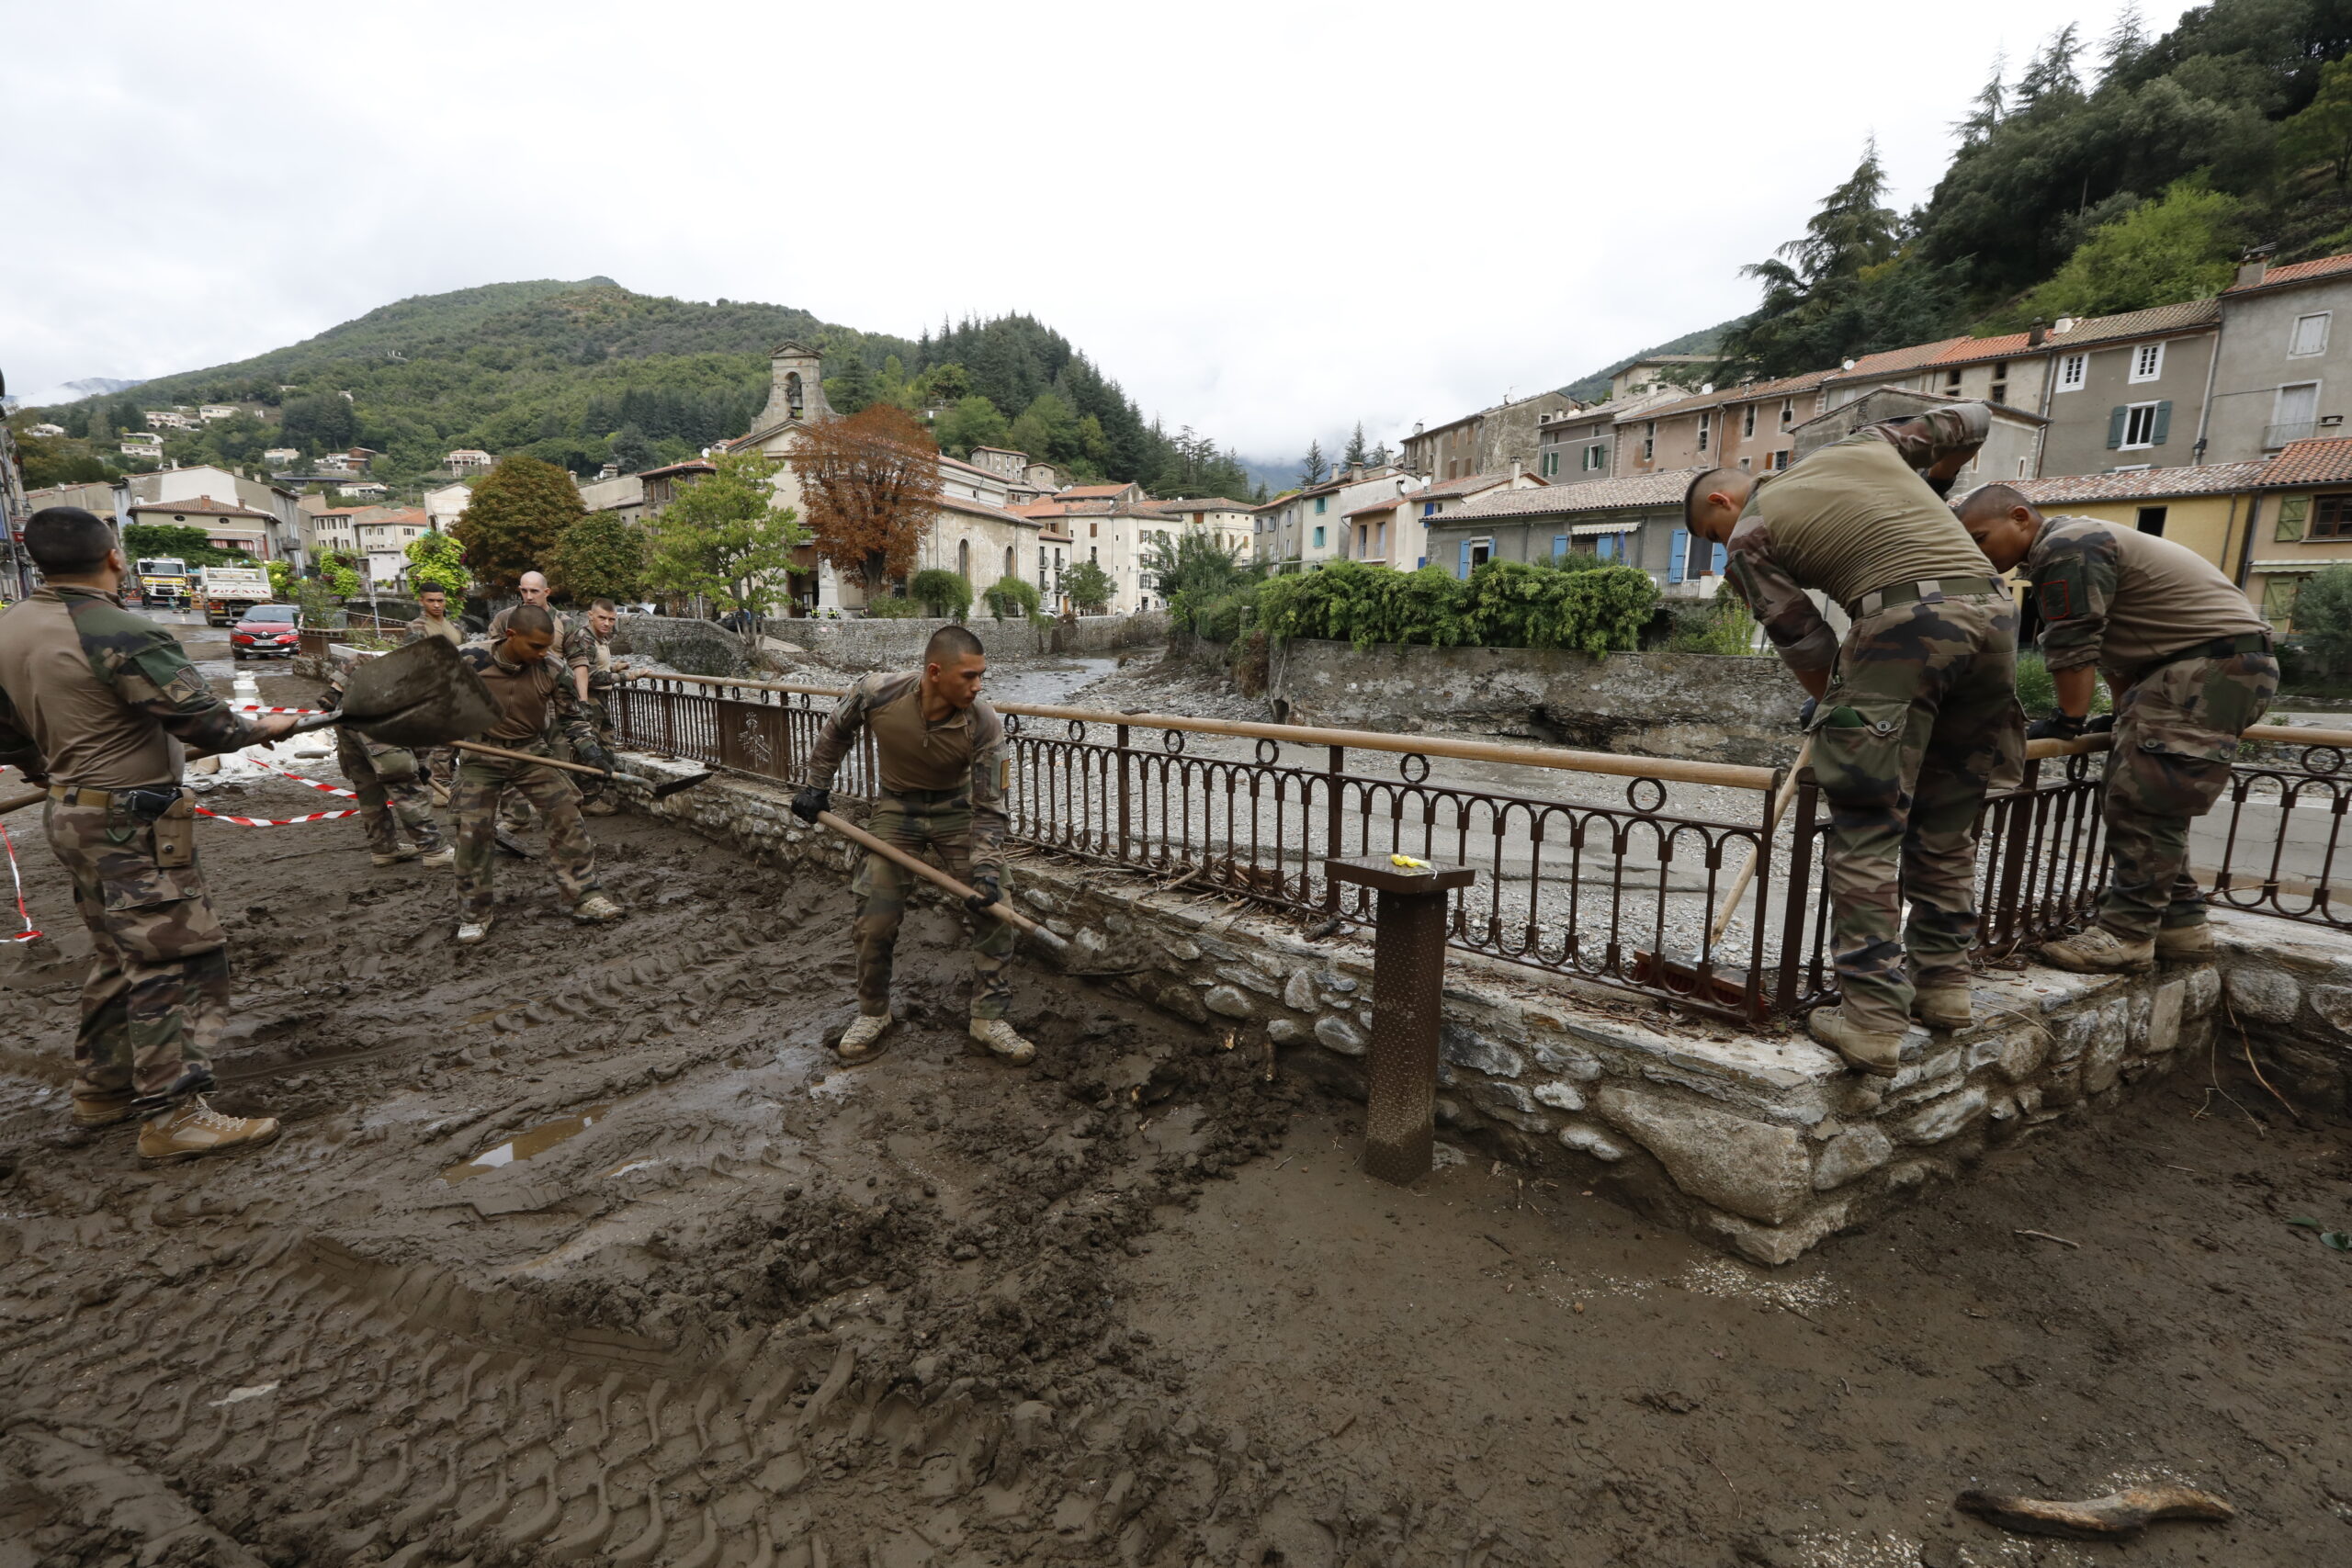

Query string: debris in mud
[441,1100,621,1182]
[1955,1483,2237,1540]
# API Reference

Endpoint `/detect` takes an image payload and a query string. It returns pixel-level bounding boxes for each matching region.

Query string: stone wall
[605,750,2303,1266]
[780,611,1170,671]
[2214,916,2352,1111]
[1265,641,1804,766]
[612,615,757,678]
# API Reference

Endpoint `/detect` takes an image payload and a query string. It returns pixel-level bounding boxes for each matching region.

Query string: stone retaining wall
[602,752,2329,1265]
[2214,917,2352,1111]
[1265,641,1803,766]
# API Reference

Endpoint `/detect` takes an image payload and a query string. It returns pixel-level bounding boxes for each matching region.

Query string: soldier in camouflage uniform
[450,604,624,943]
[0,506,293,1159]
[1958,485,2277,972]
[321,657,451,868]
[563,599,626,817]
[1686,403,2021,1075]
[404,584,466,803]
[791,625,1032,1066]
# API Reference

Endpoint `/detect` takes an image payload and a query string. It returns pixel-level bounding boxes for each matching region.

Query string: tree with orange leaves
[790,403,942,599]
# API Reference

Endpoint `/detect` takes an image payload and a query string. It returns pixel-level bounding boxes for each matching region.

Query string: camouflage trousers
[452,751,601,919]
[2098,649,2278,941]
[1805,589,2024,1034]
[576,695,614,803]
[852,790,1014,1021]
[336,728,444,857]
[43,793,228,1111]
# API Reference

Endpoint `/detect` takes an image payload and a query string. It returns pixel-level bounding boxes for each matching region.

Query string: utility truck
[134,558,190,608]
[196,565,273,626]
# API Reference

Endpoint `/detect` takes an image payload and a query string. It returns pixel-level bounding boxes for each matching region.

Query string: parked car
[231,604,302,660]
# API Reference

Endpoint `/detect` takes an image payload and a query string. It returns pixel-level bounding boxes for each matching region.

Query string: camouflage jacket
[0,586,256,788]
[456,642,600,751]
[2030,514,2271,680]
[1724,402,1993,675]
[807,671,1008,871]
[561,620,616,693]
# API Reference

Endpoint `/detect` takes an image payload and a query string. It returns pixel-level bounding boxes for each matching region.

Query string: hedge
[1253,559,1658,654]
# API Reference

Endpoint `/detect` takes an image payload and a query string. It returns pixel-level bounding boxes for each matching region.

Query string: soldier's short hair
[417,584,447,599]
[26,506,114,574]
[925,625,984,666]
[591,598,617,613]
[1684,467,1742,526]
[1955,483,2036,525]
[506,604,555,637]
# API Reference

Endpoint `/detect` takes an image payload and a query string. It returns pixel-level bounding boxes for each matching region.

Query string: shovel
[2,785,43,818]
[1628,738,1811,1010]
[812,808,1071,957]
[287,636,503,749]
[447,739,713,800]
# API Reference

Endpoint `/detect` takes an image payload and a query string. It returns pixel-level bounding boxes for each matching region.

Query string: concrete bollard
[1326,855,1477,1186]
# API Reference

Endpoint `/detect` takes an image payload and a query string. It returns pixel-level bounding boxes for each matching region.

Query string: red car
[231,605,302,660]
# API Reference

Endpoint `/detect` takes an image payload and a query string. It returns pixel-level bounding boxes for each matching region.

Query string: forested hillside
[1711,0,2352,379]
[17,280,1254,500]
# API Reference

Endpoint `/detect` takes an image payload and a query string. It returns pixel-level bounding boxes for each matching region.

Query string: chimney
[1508,458,1522,483]
[2028,317,2047,349]
[2235,245,2274,289]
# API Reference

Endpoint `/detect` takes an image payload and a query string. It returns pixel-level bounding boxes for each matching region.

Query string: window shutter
[2151,400,2173,446]
[1711,540,1727,574]
[1458,540,1472,579]
[1669,529,1690,583]
[1553,535,1568,559]
[2263,575,2303,622]
[2106,406,2127,449]
[2276,497,2309,542]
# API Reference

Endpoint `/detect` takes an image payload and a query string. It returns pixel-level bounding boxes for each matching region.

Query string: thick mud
[0,636,2345,1564]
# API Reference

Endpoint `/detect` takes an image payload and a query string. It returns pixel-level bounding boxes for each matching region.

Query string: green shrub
[2014,650,2112,717]
[1188,583,1260,643]
[1664,591,1760,655]
[1253,558,1657,653]
[909,569,973,620]
[2291,563,2352,674]
[863,593,928,619]
[983,577,1043,621]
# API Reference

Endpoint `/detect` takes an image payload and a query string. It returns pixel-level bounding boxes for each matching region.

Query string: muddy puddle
[441,1101,621,1183]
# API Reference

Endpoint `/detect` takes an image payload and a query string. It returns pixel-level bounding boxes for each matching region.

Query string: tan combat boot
[370,846,422,867]
[571,893,624,924]
[2034,927,2154,975]
[838,1011,893,1062]
[72,1090,138,1128]
[1911,986,1973,1031]
[455,916,494,945]
[1806,1007,1905,1077]
[968,1018,1036,1065]
[582,798,620,817]
[416,846,455,868]
[2155,923,2216,963]
[138,1098,280,1163]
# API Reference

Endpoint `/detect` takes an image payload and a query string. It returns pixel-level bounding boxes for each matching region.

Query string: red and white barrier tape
[0,821,40,943]
[247,758,359,799]
[232,704,326,715]
[197,806,360,827]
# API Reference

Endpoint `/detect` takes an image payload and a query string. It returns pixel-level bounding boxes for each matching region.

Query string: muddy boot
[370,846,422,868]
[2034,926,2154,975]
[1806,1006,1904,1077]
[72,1090,138,1128]
[416,847,456,868]
[582,798,620,817]
[968,1018,1036,1065]
[571,893,624,924]
[456,916,495,945]
[838,1011,892,1063]
[2155,923,2216,964]
[137,1098,280,1164]
[1910,986,1972,1031]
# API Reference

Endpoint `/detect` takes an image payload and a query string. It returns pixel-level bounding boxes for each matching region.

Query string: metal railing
[606,673,2351,1021]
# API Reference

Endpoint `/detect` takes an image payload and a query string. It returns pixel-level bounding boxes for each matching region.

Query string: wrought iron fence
[605,674,2348,1021]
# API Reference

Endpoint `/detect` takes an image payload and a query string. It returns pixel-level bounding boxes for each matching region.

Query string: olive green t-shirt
[1752,435,1995,611]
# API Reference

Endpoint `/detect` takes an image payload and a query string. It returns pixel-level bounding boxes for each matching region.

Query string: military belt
[2134,631,2273,676]
[880,785,967,806]
[49,784,184,817]
[1847,576,2003,619]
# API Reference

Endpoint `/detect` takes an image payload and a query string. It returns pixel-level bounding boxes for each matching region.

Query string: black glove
[966,870,1001,913]
[2026,713,2086,742]
[1798,696,1818,728]
[791,786,831,824]
[2084,713,2115,735]
[572,736,615,774]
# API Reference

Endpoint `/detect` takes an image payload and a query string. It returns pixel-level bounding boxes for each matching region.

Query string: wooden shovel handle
[814,808,1069,954]
[1706,736,1811,951]
[2,785,46,818]
[449,739,607,779]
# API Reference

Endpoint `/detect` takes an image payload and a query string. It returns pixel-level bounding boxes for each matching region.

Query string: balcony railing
[607,673,2352,1021]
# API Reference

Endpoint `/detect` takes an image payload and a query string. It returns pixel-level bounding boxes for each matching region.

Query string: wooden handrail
[628,671,1783,791]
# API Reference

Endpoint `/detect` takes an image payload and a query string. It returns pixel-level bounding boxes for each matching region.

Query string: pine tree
[2098,6,2146,84]
[1342,422,1369,468]
[1298,439,1328,488]
[1954,51,2007,146]
[2015,24,2082,108]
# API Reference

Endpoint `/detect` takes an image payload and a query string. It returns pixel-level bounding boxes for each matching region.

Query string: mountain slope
[1559,319,1738,403]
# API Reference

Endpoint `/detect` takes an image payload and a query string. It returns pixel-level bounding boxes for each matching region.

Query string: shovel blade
[643,770,713,800]
[338,637,500,749]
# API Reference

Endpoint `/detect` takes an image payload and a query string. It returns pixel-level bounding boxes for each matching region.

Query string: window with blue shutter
[1458,540,1472,579]
[1668,529,1689,582]
[1553,535,1568,559]
[1711,540,1726,574]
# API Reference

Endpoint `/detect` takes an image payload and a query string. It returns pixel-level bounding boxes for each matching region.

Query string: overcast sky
[6,0,2150,466]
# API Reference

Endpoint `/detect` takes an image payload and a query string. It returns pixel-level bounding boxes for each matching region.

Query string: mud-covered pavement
[0,636,2347,1565]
